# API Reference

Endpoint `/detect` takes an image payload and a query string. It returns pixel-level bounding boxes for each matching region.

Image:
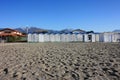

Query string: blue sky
[0,0,120,32]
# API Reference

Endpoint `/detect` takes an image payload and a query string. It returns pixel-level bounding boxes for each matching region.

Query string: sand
[0,42,120,80]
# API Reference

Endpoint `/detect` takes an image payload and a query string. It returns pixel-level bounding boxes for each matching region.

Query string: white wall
[84,34,96,42]
[44,34,50,42]
[103,33,112,42]
[66,34,71,42]
[111,33,120,42]
[116,33,120,42]
[99,32,120,42]
[39,34,44,42]
[55,34,60,42]
[60,34,66,42]
[84,34,88,42]
[95,34,100,42]
[28,34,32,42]
[49,34,55,42]
[33,34,39,42]
[99,33,104,42]
[77,34,83,41]
[27,33,120,43]
[92,34,95,42]
[73,34,77,41]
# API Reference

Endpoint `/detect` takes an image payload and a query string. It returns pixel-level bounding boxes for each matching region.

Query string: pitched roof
[0,28,20,32]
[0,28,24,36]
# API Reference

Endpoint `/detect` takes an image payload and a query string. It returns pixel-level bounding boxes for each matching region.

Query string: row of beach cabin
[28,32,120,42]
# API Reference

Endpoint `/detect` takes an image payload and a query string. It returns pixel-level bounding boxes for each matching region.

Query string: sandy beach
[0,42,120,80]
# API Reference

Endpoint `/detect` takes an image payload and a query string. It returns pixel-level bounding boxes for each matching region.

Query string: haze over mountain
[15,27,86,34]
[1,27,119,33]
[113,29,120,32]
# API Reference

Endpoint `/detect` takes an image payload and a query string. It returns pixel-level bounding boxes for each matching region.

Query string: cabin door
[88,35,92,42]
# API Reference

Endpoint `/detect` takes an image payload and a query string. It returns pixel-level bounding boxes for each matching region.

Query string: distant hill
[1,27,120,33]
[15,27,46,33]
[60,29,73,33]
[15,28,26,33]
[73,29,86,33]
[0,28,4,30]
[113,29,120,32]
[0,27,89,34]
[15,27,87,34]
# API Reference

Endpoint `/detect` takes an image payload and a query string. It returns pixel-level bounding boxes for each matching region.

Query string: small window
[4,30,11,33]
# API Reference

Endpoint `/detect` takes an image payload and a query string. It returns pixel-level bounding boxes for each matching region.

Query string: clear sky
[0,0,120,32]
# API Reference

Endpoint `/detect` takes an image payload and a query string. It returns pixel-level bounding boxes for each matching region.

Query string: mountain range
[15,27,86,34]
[113,29,120,32]
[1,27,120,33]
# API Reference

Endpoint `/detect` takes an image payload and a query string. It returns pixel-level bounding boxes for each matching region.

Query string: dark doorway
[88,35,92,42]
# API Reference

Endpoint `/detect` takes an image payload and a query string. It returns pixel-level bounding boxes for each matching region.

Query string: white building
[72,34,77,42]
[76,34,83,42]
[66,34,71,42]
[28,34,32,42]
[27,32,120,43]
[38,34,44,42]
[95,34,100,42]
[49,34,55,42]
[102,32,120,42]
[54,34,61,42]
[44,33,50,42]
[60,34,66,42]
[84,33,96,42]
[103,32,113,42]
[33,34,39,42]
[113,33,120,42]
